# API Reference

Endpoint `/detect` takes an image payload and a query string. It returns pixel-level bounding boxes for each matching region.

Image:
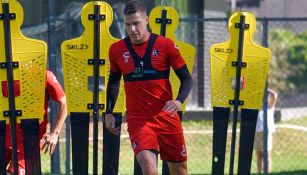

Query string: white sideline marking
[275,124,307,132]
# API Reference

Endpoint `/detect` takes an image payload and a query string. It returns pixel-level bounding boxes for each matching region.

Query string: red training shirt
[109,34,186,121]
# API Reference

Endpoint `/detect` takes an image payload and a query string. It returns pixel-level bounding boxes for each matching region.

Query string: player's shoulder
[155,34,175,46]
[46,70,54,79]
[46,70,60,85]
[155,35,179,52]
[110,39,126,52]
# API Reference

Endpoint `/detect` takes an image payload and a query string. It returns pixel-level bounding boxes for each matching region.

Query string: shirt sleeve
[46,71,65,102]
[109,44,121,72]
[165,38,186,70]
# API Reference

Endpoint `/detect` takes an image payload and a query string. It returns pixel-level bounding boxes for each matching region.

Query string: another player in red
[105,1,193,174]
[4,70,67,175]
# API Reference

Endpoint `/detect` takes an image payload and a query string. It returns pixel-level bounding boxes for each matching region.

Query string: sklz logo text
[66,44,89,50]
[214,48,233,53]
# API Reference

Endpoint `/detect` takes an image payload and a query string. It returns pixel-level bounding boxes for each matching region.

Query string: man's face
[124,11,148,44]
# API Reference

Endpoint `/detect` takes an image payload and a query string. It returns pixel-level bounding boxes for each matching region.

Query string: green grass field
[41,116,307,174]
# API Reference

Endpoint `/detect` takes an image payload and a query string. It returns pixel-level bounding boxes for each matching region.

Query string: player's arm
[42,71,67,155]
[105,45,122,135]
[268,88,278,107]
[163,65,193,114]
[43,96,67,155]
[105,70,122,136]
[52,97,67,136]
[106,70,122,114]
[174,65,193,104]
[162,38,193,115]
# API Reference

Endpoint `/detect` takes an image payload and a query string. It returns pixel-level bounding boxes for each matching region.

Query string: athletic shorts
[128,111,187,162]
[254,132,273,151]
[6,146,26,175]
[5,127,45,175]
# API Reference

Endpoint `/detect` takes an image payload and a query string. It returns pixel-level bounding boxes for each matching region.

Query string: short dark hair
[123,0,147,15]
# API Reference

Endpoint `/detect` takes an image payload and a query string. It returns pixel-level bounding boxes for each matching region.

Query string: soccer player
[5,70,67,175]
[105,1,193,175]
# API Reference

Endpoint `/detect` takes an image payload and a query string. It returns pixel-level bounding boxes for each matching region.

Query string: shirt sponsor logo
[144,70,156,74]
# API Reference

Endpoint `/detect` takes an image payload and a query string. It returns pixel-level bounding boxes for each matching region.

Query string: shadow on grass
[42,170,307,175]
[186,170,307,175]
[251,170,307,175]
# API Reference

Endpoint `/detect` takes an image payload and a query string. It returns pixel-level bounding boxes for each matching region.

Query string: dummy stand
[0,121,5,175]
[21,119,41,175]
[237,108,258,175]
[90,4,105,174]
[1,2,20,174]
[102,112,122,175]
[134,156,142,175]
[70,112,90,175]
[212,15,259,175]
[212,107,230,175]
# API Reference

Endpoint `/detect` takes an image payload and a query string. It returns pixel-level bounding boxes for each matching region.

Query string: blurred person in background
[254,88,278,173]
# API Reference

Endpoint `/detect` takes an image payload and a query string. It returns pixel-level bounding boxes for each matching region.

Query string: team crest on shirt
[152,49,159,56]
[123,52,129,63]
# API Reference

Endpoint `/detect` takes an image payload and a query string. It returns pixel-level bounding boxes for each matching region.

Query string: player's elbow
[58,96,68,113]
[185,74,193,91]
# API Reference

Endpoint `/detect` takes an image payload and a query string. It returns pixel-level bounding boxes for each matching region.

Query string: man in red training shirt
[105,1,193,175]
[4,70,67,175]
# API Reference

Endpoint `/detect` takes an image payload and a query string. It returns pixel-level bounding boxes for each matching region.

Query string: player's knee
[168,161,188,175]
[141,163,157,175]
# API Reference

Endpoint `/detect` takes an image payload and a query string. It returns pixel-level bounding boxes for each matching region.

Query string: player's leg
[212,107,230,175]
[136,150,158,175]
[6,152,26,175]
[167,161,187,175]
[5,147,12,168]
[255,132,263,173]
[267,151,272,173]
[257,150,263,173]
[157,113,188,175]
[267,133,273,173]
[5,148,12,175]
[129,122,159,175]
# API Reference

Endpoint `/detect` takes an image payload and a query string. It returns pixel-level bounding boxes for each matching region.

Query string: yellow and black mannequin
[0,0,47,174]
[210,12,270,175]
[61,1,125,174]
[131,5,196,175]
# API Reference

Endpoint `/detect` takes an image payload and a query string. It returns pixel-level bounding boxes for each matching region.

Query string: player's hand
[105,113,120,136]
[162,100,182,117]
[41,132,59,155]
